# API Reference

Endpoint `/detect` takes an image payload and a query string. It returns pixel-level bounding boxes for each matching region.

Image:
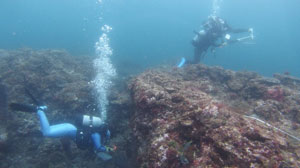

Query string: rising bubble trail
[212,0,223,16]
[92,24,116,121]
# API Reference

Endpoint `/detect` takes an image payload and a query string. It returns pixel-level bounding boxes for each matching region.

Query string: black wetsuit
[192,17,249,63]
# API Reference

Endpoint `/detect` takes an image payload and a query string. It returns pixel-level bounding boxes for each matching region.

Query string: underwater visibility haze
[0,0,299,76]
[1,0,300,167]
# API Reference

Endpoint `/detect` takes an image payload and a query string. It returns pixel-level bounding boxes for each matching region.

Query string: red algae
[130,64,300,167]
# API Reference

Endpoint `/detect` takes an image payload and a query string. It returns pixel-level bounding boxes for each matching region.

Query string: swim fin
[177,57,186,68]
[96,152,112,161]
[9,103,37,113]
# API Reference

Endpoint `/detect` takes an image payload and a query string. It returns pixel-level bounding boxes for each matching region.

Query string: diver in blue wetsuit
[10,103,114,159]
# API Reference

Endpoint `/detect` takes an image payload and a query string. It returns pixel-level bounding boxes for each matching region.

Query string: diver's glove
[95,145,116,153]
[105,145,117,152]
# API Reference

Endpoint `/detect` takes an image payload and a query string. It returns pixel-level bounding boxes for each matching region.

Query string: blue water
[0,0,299,77]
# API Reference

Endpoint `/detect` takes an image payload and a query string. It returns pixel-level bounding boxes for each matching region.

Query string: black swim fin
[9,103,37,113]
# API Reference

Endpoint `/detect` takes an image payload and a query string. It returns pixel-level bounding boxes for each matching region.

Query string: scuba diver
[177,15,254,68]
[9,90,115,160]
[192,15,253,63]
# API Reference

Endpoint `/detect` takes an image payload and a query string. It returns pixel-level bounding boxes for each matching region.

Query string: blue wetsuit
[37,106,109,152]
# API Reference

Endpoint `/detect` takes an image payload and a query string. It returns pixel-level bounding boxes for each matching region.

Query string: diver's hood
[82,115,103,128]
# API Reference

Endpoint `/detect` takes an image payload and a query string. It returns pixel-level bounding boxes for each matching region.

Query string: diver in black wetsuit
[191,15,253,63]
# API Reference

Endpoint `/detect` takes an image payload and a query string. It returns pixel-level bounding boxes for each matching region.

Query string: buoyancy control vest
[75,115,108,150]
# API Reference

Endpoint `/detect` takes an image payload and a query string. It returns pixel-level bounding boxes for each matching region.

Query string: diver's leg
[200,50,207,60]
[194,47,202,63]
[37,108,50,134]
[47,123,77,138]
[37,109,77,139]
[193,48,199,63]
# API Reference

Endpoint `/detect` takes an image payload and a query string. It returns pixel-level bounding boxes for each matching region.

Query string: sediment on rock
[0,48,136,168]
[130,64,300,168]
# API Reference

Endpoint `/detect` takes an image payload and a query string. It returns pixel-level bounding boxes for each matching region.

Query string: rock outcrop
[130,64,300,168]
[2,48,300,168]
[0,48,135,168]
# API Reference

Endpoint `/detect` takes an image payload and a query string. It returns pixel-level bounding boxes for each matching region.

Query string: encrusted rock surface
[0,48,135,168]
[0,82,8,152]
[130,64,300,168]
[2,48,300,168]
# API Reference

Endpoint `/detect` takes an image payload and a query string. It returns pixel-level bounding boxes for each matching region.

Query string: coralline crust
[130,64,300,168]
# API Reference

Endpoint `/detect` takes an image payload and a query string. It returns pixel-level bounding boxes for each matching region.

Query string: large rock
[0,48,134,168]
[130,64,300,168]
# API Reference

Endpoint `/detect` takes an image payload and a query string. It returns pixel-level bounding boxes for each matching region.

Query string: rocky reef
[0,48,135,168]
[2,48,300,168]
[130,64,300,167]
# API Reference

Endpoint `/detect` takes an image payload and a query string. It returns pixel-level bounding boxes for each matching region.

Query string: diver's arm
[212,42,223,48]
[227,39,240,44]
[92,133,106,152]
[104,129,110,144]
[226,24,249,33]
[213,37,227,48]
[229,28,249,33]
[215,38,240,48]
